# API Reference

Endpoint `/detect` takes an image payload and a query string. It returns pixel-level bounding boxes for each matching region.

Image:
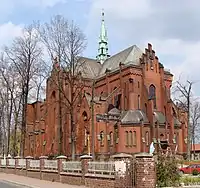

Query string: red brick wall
[27,170,41,179]
[60,173,82,185]
[41,171,60,182]
[85,176,115,188]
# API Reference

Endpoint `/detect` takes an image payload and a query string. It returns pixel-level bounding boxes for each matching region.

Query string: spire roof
[97,10,109,64]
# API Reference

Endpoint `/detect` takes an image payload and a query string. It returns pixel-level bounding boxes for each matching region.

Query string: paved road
[0,181,21,188]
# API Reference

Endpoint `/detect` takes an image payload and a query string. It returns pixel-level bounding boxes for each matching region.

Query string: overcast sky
[1,0,200,94]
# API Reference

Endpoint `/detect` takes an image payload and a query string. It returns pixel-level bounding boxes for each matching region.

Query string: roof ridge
[105,45,137,61]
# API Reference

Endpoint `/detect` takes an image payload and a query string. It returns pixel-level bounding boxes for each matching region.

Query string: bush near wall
[156,154,180,187]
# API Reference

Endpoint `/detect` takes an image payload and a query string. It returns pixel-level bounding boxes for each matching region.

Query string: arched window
[149,84,156,109]
[82,111,88,121]
[145,132,149,146]
[129,131,133,146]
[51,91,56,99]
[124,96,127,110]
[155,63,158,73]
[100,131,104,146]
[133,131,137,146]
[125,131,129,146]
[84,128,88,147]
[138,95,140,109]
[174,133,178,143]
[109,132,113,146]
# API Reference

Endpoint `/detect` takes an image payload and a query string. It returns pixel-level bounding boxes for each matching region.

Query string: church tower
[97,10,110,64]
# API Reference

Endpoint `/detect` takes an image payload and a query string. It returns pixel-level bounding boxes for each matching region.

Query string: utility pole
[91,80,95,159]
[186,80,192,161]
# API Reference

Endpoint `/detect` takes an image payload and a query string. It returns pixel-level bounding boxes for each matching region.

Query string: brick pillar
[39,156,48,180]
[0,155,3,171]
[112,153,133,188]
[14,156,20,174]
[14,156,20,168]
[80,155,92,184]
[6,155,11,167]
[57,155,67,182]
[0,155,3,166]
[135,153,156,188]
[25,156,33,176]
[56,155,67,173]
[39,156,48,170]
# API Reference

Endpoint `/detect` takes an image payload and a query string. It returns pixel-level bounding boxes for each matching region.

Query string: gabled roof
[154,111,166,125]
[78,57,102,79]
[108,108,120,116]
[121,110,149,125]
[99,45,143,75]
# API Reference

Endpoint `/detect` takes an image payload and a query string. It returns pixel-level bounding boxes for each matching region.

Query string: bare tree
[0,90,7,155]
[38,15,87,159]
[0,56,15,156]
[174,79,193,160]
[4,24,44,157]
[191,102,200,155]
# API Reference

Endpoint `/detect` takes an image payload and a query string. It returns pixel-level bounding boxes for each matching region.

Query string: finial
[102,9,104,20]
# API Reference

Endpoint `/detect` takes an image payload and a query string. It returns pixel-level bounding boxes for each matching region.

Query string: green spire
[97,10,109,64]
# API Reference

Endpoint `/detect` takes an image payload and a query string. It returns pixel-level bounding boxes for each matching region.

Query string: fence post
[135,153,156,188]
[6,155,11,167]
[14,156,20,169]
[56,155,67,182]
[39,155,48,180]
[0,155,3,166]
[111,153,133,188]
[0,155,3,171]
[14,156,20,174]
[57,155,67,173]
[25,156,33,176]
[80,155,92,184]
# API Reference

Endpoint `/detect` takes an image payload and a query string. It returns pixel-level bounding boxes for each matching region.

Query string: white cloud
[0,0,66,16]
[90,0,151,20]
[20,0,67,8]
[0,22,23,45]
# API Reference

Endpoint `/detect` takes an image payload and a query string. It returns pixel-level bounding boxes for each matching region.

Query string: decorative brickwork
[135,153,156,188]
[112,153,134,188]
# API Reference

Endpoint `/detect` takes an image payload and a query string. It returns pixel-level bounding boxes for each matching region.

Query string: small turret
[96,10,110,64]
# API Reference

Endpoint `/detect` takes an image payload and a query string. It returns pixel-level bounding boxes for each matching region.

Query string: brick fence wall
[0,153,156,188]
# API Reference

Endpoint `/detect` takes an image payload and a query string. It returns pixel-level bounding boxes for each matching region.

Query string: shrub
[156,153,180,187]
[192,169,199,176]
[181,176,200,186]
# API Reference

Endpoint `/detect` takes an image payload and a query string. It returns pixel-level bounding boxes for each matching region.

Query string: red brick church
[25,12,188,159]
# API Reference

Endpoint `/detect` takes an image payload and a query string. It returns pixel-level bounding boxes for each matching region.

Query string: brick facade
[25,43,188,159]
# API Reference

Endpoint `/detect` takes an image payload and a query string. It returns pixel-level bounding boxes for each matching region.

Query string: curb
[1,180,40,188]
